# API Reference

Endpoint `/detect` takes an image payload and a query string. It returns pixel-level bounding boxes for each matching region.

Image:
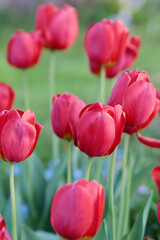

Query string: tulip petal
[157,200,160,224]
[50,184,94,240]
[137,132,160,148]
[151,166,160,195]
[123,80,156,127]
[107,72,131,106]
[108,105,126,155]
[0,215,12,240]
[22,109,35,125]
[77,109,115,157]
[1,119,36,162]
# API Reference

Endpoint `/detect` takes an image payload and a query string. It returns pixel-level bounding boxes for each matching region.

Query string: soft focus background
[0,0,160,238]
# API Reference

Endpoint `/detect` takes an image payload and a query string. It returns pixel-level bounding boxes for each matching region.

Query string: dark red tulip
[144,239,155,240]
[0,83,15,111]
[84,19,129,67]
[151,166,160,195]
[36,4,79,50]
[0,109,43,163]
[107,69,159,134]
[157,200,160,223]
[0,215,12,240]
[76,102,125,157]
[7,30,44,69]
[51,93,85,141]
[89,35,141,79]
[50,179,104,240]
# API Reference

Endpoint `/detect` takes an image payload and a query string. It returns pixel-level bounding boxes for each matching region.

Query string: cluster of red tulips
[0,1,160,240]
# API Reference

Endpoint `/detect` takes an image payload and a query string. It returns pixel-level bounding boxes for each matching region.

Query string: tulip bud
[107,69,158,134]
[0,83,15,111]
[76,102,125,157]
[0,109,43,163]
[0,215,12,240]
[7,30,44,69]
[36,4,79,50]
[84,19,129,67]
[50,179,105,240]
[51,93,85,141]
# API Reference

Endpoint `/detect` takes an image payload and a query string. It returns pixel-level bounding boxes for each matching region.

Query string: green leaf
[38,155,67,229]
[21,225,43,240]
[36,230,58,240]
[93,219,108,240]
[121,192,152,240]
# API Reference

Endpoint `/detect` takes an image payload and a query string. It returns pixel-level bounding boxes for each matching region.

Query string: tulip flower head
[50,179,105,240]
[0,215,12,240]
[151,166,160,195]
[0,109,43,163]
[76,102,125,157]
[85,19,140,79]
[107,69,159,134]
[35,3,79,50]
[7,30,44,69]
[0,83,15,111]
[51,93,85,141]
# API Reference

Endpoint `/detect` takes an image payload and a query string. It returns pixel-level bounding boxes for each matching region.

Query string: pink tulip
[51,93,85,141]
[0,215,12,240]
[50,179,104,240]
[7,30,44,69]
[76,102,125,157]
[0,109,43,163]
[0,83,15,111]
[151,166,160,195]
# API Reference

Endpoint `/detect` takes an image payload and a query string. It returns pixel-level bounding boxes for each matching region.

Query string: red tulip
[0,215,12,240]
[156,90,160,114]
[36,4,79,50]
[89,35,141,78]
[0,109,43,163]
[107,69,159,134]
[0,83,15,111]
[51,93,85,141]
[144,239,155,240]
[151,166,160,195]
[35,3,57,39]
[50,179,104,240]
[84,19,129,67]
[7,30,44,69]
[157,200,160,223]
[76,102,125,157]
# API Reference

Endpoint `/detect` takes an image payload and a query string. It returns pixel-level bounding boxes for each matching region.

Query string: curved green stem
[23,70,30,110]
[10,164,17,240]
[99,67,106,103]
[108,148,117,240]
[49,51,55,109]
[67,141,72,183]
[117,134,130,240]
[85,157,92,181]
[123,134,134,234]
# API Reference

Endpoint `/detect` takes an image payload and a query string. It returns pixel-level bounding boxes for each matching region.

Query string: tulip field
[0,1,160,240]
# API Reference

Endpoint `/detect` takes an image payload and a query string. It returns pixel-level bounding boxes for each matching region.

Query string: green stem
[99,67,106,103]
[123,134,134,234]
[67,141,72,183]
[117,134,130,240]
[22,70,30,110]
[108,148,117,240]
[49,51,55,109]
[85,157,92,181]
[10,164,17,240]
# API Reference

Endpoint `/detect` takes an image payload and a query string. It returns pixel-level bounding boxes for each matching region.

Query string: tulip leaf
[36,230,58,240]
[21,225,43,240]
[38,155,67,229]
[121,192,152,240]
[93,219,108,240]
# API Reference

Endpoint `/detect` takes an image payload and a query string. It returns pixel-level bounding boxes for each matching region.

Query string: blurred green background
[0,0,160,238]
